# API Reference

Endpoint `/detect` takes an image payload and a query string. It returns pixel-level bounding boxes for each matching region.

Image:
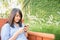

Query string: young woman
[1,8,28,40]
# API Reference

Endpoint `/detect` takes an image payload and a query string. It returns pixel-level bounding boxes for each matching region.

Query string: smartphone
[24,25,27,27]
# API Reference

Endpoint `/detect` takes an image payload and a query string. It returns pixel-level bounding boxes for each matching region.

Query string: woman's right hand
[9,28,24,40]
[17,28,24,34]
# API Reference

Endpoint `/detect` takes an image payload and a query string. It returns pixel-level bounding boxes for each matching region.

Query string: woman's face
[14,12,21,23]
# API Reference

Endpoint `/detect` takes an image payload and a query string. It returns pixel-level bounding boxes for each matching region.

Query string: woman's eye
[16,15,18,17]
[16,15,20,17]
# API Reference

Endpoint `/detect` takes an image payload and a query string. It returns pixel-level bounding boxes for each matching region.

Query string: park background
[0,0,60,40]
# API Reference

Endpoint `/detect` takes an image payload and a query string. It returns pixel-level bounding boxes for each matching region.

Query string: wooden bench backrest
[0,19,7,32]
[0,19,55,40]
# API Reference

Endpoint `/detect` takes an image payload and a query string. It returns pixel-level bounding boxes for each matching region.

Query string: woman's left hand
[24,24,29,37]
[24,25,29,32]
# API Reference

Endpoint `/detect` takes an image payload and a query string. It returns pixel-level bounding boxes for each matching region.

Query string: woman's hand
[24,25,29,32]
[17,28,24,34]
[9,28,24,40]
[24,24,29,37]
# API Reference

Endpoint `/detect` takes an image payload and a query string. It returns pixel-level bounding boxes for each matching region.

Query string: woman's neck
[14,22,19,27]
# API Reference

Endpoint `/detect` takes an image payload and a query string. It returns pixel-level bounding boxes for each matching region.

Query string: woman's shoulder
[2,23,10,29]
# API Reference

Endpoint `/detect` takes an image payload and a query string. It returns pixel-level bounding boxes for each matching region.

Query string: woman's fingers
[18,28,24,34]
[24,26,29,32]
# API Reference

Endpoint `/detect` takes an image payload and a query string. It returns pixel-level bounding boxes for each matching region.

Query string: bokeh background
[0,0,60,40]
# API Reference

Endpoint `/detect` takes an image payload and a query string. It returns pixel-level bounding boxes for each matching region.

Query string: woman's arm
[24,25,29,37]
[1,24,10,40]
[25,32,28,37]
[9,28,24,40]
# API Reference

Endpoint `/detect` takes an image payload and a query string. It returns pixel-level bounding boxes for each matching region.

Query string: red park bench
[0,18,55,40]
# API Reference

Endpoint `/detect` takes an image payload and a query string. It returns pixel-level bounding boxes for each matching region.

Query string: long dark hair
[7,8,22,28]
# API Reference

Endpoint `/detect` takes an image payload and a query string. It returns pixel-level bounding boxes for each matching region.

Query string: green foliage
[23,0,60,40]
